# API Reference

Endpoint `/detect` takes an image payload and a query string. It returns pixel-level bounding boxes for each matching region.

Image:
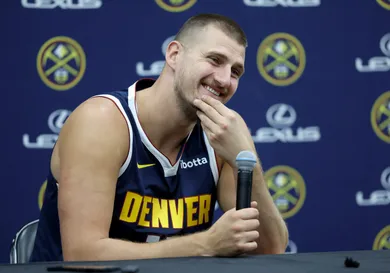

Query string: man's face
[173,25,246,114]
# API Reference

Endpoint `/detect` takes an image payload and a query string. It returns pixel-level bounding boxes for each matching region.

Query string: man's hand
[193,95,255,167]
[203,201,260,257]
[194,95,289,255]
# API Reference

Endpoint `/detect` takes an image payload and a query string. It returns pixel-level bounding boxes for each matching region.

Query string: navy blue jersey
[30,79,219,262]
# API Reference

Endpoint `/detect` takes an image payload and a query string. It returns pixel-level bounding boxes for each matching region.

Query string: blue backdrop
[1,0,390,263]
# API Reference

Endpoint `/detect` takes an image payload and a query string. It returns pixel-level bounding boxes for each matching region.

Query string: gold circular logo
[257,33,305,86]
[37,36,86,91]
[377,0,390,10]
[155,0,196,12]
[38,180,47,210]
[371,91,390,143]
[373,225,390,250]
[265,165,306,219]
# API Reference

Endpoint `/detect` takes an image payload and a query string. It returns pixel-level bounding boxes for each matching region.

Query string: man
[30,13,288,262]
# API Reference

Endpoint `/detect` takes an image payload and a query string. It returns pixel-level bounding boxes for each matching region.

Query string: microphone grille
[235,150,257,169]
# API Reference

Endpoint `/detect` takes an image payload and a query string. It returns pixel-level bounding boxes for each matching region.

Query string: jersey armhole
[93,94,133,177]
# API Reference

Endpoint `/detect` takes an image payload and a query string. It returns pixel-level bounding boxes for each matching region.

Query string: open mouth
[202,84,220,97]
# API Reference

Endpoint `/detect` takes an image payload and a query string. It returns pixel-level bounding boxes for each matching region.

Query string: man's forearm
[250,164,289,254]
[65,231,210,261]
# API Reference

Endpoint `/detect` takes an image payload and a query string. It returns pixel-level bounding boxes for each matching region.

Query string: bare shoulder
[54,96,131,259]
[53,96,129,183]
[64,96,127,130]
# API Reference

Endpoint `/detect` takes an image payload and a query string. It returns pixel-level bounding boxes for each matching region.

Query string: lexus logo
[48,109,71,133]
[266,103,296,128]
[380,33,390,57]
[381,167,390,190]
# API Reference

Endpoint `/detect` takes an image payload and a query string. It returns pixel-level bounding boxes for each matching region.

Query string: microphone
[236,150,257,210]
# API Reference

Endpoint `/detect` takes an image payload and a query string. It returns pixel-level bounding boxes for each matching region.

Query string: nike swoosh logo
[137,163,156,169]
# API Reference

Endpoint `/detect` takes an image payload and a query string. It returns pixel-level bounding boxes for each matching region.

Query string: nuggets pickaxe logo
[265,165,306,219]
[371,91,390,143]
[257,33,305,86]
[37,36,86,91]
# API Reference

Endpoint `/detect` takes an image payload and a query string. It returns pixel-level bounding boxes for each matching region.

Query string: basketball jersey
[29,79,220,262]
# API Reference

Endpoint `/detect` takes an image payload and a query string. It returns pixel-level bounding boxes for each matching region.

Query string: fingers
[251,201,258,208]
[236,207,259,220]
[242,219,260,232]
[244,230,260,242]
[232,218,260,233]
[194,98,221,125]
[209,205,260,256]
[238,241,258,253]
[194,96,233,126]
[199,95,231,117]
[196,110,219,134]
[236,228,259,254]
[198,114,218,144]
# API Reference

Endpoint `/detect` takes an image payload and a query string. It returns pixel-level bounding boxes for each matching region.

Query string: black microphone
[236,150,257,210]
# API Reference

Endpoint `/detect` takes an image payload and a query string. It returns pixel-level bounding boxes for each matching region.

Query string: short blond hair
[174,13,248,48]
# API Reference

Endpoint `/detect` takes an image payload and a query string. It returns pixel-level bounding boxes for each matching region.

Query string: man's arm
[217,159,289,255]
[57,97,211,261]
[193,95,288,255]
[56,97,260,261]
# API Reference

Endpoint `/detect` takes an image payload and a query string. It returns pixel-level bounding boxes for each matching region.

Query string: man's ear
[165,41,182,71]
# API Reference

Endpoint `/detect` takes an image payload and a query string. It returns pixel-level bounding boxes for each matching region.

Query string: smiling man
[30,13,288,262]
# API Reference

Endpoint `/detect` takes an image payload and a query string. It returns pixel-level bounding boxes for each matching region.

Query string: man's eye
[209,57,220,64]
[232,69,242,78]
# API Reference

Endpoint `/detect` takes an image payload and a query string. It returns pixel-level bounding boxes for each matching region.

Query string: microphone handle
[236,168,253,210]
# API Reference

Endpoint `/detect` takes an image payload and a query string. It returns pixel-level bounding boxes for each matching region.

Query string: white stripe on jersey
[93,94,133,177]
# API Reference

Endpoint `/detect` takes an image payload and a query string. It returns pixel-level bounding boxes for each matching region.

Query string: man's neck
[135,78,197,158]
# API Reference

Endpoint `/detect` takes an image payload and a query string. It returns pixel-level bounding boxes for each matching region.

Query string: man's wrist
[193,229,213,257]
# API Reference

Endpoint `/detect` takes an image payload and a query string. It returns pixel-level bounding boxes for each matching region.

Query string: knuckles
[215,129,225,139]
[232,232,243,243]
[231,223,243,233]
[226,111,236,122]
[246,208,259,218]
[210,133,218,142]
[220,122,229,130]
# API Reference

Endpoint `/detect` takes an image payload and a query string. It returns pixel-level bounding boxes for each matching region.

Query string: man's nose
[214,65,232,89]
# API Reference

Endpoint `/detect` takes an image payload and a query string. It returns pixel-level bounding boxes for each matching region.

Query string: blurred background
[1,0,389,264]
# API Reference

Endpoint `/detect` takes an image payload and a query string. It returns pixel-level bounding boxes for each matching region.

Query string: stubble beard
[173,74,198,123]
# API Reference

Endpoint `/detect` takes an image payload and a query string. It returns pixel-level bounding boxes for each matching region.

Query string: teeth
[204,85,220,96]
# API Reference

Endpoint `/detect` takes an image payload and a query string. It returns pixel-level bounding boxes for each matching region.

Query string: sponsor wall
[1,0,389,263]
